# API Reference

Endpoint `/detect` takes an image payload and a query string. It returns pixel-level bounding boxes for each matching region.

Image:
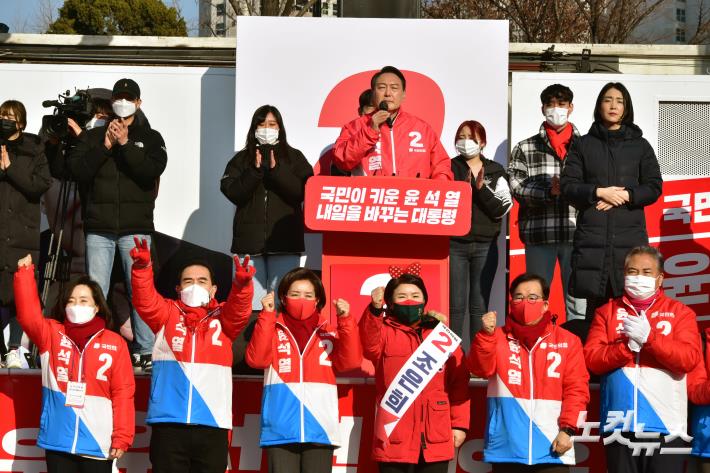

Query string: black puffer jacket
[0,133,52,305]
[67,113,167,235]
[220,145,313,255]
[560,122,662,299]
[450,155,511,242]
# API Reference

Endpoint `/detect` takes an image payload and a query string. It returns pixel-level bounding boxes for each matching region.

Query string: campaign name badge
[65,381,87,408]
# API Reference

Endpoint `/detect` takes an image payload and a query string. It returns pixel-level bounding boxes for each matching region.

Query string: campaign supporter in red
[245,267,362,473]
[13,254,134,473]
[688,327,710,472]
[359,264,469,473]
[129,238,254,473]
[468,272,589,472]
[584,246,701,473]
[332,66,452,180]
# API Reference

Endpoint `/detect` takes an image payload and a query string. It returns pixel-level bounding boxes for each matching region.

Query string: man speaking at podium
[332,66,452,181]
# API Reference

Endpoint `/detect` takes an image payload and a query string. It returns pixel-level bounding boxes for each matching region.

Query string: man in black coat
[0,100,52,367]
[68,78,167,372]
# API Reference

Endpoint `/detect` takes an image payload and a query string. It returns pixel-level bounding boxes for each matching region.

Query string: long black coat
[560,122,662,299]
[0,133,52,305]
[220,145,313,255]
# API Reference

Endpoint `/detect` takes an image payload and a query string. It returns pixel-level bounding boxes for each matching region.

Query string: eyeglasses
[511,295,544,303]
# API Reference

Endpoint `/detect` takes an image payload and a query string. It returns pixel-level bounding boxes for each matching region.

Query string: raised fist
[333,298,350,317]
[371,286,385,309]
[261,291,275,312]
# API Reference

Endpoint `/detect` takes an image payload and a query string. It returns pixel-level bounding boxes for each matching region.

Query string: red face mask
[509,299,545,325]
[284,297,318,320]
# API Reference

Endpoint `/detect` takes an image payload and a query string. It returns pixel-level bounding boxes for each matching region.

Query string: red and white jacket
[585,291,701,436]
[14,265,135,459]
[131,264,252,429]
[333,108,452,180]
[245,310,361,447]
[468,318,589,465]
[360,307,470,464]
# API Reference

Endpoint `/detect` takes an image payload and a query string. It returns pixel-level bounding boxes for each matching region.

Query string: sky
[0,0,200,35]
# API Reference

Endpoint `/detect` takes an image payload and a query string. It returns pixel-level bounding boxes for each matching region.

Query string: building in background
[632,0,708,44]
[198,0,339,37]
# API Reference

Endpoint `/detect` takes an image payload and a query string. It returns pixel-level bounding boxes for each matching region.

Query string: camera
[41,89,93,140]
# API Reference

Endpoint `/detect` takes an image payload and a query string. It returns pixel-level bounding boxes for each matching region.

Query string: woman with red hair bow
[360,263,470,473]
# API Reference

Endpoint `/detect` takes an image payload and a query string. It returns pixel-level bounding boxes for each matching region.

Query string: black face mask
[0,119,17,141]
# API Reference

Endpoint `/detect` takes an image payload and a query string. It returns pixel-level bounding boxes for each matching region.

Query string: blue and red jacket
[245,310,362,447]
[131,264,252,429]
[687,327,710,457]
[468,317,589,466]
[585,291,701,437]
[14,265,135,458]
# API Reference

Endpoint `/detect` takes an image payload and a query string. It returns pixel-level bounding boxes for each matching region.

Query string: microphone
[378,101,393,127]
[42,100,61,108]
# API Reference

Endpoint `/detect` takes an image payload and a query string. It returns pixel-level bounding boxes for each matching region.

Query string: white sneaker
[5,350,22,369]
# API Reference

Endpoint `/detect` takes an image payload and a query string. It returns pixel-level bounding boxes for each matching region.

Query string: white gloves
[622,313,651,352]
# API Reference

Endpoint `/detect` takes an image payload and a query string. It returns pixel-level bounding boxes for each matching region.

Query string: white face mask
[65,304,97,324]
[112,99,137,118]
[455,139,481,158]
[624,275,659,299]
[180,284,211,308]
[544,107,569,128]
[85,117,106,130]
[255,127,279,145]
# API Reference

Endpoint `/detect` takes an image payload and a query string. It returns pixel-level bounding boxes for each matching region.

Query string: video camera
[41,89,93,140]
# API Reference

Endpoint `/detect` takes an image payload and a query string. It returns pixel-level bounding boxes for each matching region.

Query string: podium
[304,176,472,329]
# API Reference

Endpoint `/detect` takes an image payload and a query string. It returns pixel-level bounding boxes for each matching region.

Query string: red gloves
[130,237,151,268]
[234,255,255,285]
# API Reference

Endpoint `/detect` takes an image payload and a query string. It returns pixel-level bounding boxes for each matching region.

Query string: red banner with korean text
[304,176,472,236]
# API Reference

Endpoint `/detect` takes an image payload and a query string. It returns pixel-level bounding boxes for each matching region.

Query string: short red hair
[454,120,487,147]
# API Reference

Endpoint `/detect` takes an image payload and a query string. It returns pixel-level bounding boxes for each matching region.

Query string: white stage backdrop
[234,17,509,329]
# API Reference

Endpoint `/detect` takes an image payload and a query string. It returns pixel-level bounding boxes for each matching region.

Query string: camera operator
[0,100,52,368]
[68,79,167,373]
[44,94,112,180]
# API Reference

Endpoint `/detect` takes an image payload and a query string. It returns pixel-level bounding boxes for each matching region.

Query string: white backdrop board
[234,16,510,265]
[0,63,236,254]
[234,17,510,333]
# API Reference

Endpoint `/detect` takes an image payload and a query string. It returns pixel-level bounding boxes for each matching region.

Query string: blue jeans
[449,239,499,338]
[241,254,302,310]
[85,232,154,355]
[525,243,586,321]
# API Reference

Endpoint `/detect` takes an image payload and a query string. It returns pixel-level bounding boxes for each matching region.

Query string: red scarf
[544,122,573,159]
[64,316,106,351]
[504,312,552,350]
[177,298,220,332]
[626,290,658,314]
[282,311,321,354]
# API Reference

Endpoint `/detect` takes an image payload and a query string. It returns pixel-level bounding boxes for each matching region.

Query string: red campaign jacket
[245,310,362,447]
[14,265,135,457]
[333,108,453,180]
[584,291,701,436]
[360,307,470,464]
[467,318,589,465]
[131,264,253,428]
